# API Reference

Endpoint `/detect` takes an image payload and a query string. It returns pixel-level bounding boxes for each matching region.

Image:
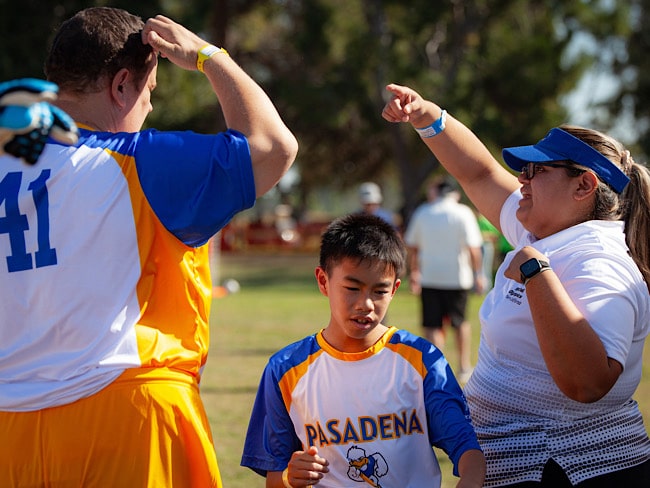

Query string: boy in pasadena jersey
[241,214,485,488]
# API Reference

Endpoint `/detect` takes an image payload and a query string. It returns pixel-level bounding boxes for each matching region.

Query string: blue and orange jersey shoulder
[0,127,254,410]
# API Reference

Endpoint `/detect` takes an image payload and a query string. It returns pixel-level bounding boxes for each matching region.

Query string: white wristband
[415,109,447,138]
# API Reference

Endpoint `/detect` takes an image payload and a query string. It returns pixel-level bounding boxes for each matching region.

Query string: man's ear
[111,69,130,107]
[575,171,599,201]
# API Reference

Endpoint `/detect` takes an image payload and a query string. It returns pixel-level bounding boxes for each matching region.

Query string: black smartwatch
[519,258,551,285]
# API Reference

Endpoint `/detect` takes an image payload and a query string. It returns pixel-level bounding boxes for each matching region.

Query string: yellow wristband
[196,44,228,73]
[282,468,293,488]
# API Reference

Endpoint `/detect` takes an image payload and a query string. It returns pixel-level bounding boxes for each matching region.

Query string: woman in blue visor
[382,83,650,488]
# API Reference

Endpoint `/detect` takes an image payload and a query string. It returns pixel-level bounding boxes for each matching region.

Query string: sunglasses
[521,162,586,180]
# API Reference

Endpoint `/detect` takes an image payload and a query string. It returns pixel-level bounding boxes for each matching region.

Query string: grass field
[202,251,650,488]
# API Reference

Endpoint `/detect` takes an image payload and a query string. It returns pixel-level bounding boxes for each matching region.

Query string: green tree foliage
[613,0,650,159]
[0,0,635,221]
[235,0,630,220]
[0,0,162,78]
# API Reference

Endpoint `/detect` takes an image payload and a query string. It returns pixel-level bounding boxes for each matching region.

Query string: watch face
[521,259,541,278]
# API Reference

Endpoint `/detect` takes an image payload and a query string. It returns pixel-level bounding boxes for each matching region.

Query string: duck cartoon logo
[346,445,389,487]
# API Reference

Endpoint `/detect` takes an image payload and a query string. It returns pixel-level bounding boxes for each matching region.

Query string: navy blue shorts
[420,287,468,329]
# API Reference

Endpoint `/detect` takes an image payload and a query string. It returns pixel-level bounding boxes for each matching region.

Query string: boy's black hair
[437,177,459,196]
[319,213,406,277]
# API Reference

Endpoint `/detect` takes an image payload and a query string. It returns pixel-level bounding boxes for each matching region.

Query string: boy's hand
[284,446,329,487]
[0,79,78,164]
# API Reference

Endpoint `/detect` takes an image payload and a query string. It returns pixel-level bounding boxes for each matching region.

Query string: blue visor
[502,128,630,193]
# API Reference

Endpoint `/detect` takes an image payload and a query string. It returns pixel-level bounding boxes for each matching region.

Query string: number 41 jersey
[0,128,255,411]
